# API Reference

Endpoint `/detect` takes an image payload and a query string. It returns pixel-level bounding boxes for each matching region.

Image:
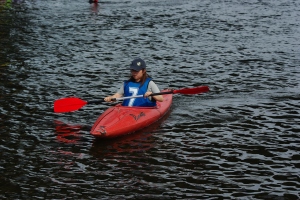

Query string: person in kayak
[104,58,164,107]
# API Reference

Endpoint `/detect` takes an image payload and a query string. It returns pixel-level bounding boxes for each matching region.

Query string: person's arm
[144,81,164,102]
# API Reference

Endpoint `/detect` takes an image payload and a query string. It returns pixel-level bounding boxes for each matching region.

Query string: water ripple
[1,0,299,199]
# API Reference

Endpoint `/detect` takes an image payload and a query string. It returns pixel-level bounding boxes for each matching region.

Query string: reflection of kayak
[90,91,172,138]
[54,120,82,144]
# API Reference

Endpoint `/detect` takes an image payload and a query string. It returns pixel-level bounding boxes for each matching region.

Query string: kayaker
[104,58,164,107]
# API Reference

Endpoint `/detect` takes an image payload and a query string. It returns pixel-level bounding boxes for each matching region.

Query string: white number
[128,87,139,106]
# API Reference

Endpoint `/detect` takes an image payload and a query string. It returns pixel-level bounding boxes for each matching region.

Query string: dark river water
[1,0,299,199]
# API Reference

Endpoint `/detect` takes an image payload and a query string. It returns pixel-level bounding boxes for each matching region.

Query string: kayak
[90,91,173,138]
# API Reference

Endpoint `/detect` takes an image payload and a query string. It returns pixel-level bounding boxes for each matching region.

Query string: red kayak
[90,91,173,138]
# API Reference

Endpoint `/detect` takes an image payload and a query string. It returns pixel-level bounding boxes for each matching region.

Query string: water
[1,0,299,199]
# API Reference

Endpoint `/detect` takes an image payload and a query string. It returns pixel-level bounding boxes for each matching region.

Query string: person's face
[131,69,144,82]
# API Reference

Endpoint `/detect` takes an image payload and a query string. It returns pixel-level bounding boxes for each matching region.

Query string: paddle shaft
[88,91,170,104]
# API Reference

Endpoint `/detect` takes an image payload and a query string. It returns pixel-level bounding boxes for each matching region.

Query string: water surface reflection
[1,0,299,199]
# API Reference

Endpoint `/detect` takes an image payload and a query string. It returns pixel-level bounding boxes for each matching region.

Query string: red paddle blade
[173,86,209,95]
[54,97,87,113]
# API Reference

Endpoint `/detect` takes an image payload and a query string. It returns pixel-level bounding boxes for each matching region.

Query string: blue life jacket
[122,77,157,107]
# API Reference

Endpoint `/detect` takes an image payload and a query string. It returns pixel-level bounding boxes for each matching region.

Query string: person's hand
[144,92,152,98]
[104,96,115,102]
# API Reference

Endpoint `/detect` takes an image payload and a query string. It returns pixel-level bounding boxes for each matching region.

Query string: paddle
[54,86,209,113]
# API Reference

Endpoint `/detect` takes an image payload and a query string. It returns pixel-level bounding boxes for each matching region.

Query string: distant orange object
[89,0,98,3]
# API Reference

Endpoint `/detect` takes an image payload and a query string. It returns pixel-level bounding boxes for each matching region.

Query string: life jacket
[122,77,157,107]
